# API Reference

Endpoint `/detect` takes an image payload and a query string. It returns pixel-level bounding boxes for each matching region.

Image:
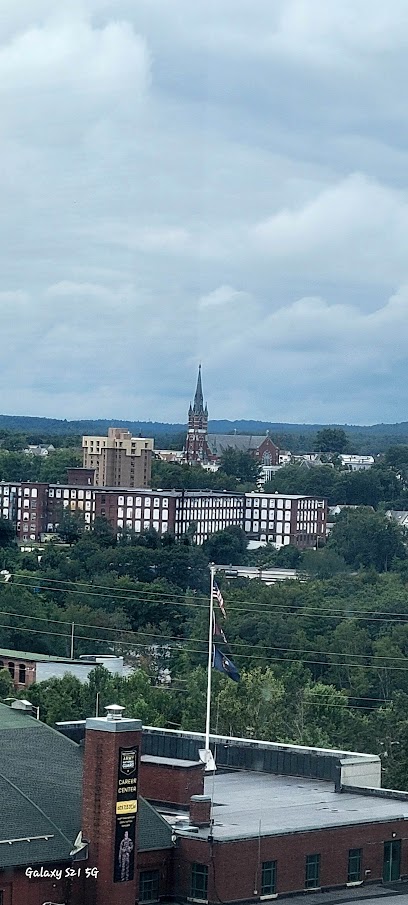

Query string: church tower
[185,365,209,464]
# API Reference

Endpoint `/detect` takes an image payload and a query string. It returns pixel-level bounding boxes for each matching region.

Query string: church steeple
[185,365,209,464]
[193,364,204,414]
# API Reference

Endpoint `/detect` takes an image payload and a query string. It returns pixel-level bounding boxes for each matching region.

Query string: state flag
[212,645,240,682]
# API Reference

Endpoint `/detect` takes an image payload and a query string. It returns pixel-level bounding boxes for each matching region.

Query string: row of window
[0,660,26,683]
[247,499,291,510]
[189,849,364,901]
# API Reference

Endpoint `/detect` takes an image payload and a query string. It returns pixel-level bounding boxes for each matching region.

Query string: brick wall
[140,758,204,807]
[176,817,408,903]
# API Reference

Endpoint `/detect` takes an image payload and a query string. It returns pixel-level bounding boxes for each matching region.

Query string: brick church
[185,366,280,467]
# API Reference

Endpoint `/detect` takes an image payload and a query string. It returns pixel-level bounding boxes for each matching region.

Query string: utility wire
[1,604,408,665]
[1,618,408,673]
[5,576,408,626]
[10,571,408,619]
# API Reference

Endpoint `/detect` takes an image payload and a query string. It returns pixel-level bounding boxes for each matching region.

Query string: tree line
[0,508,408,788]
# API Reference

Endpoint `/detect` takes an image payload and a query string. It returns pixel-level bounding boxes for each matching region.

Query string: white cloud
[198,285,249,308]
[252,174,408,285]
[0,1,407,423]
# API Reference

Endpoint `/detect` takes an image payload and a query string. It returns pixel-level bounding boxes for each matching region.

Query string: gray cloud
[0,0,408,424]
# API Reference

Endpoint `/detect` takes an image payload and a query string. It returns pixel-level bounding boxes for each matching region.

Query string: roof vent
[105,704,125,721]
[9,699,34,712]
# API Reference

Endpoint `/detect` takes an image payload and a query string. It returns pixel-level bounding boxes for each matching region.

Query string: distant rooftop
[0,648,116,664]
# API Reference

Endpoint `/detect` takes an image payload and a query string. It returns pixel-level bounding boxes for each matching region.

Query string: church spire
[193,364,204,414]
[185,365,209,464]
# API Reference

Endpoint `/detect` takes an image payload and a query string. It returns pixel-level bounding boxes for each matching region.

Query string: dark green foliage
[57,510,85,544]
[314,428,349,454]
[0,448,81,483]
[219,448,261,483]
[328,508,406,571]
[265,462,400,508]
[0,517,15,548]
[151,459,252,492]
[0,667,13,698]
[203,525,248,565]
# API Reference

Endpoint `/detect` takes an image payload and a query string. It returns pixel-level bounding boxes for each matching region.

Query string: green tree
[216,667,286,740]
[314,428,349,454]
[328,508,406,572]
[203,526,248,565]
[0,667,13,699]
[91,517,117,548]
[219,447,261,483]
[0,517,15,547]
[57,509,85,544]
[38,448,82,483]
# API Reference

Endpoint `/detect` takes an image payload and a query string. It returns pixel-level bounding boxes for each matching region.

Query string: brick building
[2,706,408,905]
[82,427,154,488]
[244,492,326,548]
[0,480,326,548]
[0,648,124,690]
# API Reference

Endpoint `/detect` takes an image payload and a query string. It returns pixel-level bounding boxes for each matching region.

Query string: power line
[10,571,408,619]
[1,617,408,674]
[1,603,408,665]
[5,575,408,626]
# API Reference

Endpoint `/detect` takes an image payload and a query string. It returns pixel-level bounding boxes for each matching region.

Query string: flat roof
[0,648,111,664]
[177,772,408,842]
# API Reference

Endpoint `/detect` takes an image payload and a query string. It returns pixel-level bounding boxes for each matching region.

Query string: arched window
[8,662,15,678]
[262,451,272,466]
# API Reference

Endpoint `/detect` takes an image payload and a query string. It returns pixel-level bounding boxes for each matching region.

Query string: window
[348,848,362,883]
[8,662,15,679]
[305,854,320,890]
[191,863,208,901]
[18,664,26,684]
[139,869,160,903]
[261,860,276,896]
[383,839,401,883]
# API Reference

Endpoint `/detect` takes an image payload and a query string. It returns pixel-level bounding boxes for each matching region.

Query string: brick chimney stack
[189,794,212,828]
[82,704,142,905]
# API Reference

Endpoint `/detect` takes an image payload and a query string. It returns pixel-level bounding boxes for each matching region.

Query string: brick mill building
[0,480,326,549]
[2,704,408,905]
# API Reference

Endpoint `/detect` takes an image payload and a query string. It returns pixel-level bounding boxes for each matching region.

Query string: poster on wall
[113,746,138,883]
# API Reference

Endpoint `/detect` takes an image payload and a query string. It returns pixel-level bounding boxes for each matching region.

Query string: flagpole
[205,562,216,756]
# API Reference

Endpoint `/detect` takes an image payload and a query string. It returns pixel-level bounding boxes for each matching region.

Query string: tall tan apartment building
[82,427,154,487]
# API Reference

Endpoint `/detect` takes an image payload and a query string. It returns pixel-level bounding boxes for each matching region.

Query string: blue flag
[212,645,240,682]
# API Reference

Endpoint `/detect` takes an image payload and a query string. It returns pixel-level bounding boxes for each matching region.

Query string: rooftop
[178,771,408,842]
[0,703,82,867]
[0,647,115,664]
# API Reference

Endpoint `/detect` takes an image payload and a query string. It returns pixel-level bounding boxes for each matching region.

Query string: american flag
[213,582,227,619]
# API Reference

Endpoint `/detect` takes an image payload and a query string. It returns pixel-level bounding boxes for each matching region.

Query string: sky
[1,0,408,425]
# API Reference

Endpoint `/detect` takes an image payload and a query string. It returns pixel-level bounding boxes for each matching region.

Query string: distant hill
[1,414,408,455]
[1,413,408,436]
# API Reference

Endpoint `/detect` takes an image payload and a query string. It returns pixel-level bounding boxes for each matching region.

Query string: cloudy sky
[1,0,408,425]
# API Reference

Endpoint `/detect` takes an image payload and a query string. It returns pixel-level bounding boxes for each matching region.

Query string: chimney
[190,795,212,828]
[81,705,142,905]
